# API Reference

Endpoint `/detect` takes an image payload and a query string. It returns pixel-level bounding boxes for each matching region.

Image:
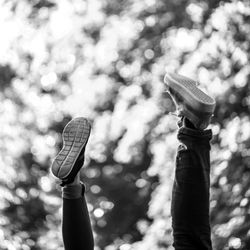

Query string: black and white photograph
[0,0,249,249]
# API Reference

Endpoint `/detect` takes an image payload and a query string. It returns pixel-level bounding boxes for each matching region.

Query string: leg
[51,117,94,250]
[171,121,213,250]
[62,174,94,250]
[164,74,215,250]
[164,73,215,249]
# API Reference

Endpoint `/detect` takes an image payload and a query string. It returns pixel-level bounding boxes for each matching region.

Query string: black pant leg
[62,192,94,250]
[171,127,213,250]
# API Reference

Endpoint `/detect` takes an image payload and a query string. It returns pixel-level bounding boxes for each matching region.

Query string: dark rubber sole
[164,73,216,129]
[51,117,91,180]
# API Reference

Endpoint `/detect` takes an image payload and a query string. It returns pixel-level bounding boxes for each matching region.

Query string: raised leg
[164,73,215,249]
[62,178,94,250]
[51,117,94,250]
[171,122,213,250]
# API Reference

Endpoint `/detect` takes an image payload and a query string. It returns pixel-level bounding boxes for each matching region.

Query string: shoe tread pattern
[51,117,91,179]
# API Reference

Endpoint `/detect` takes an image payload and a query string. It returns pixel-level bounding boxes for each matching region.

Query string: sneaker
[51,117,91,185]
[164,73,216,129]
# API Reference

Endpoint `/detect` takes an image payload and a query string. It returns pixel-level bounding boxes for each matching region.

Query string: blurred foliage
[0,0,250,249]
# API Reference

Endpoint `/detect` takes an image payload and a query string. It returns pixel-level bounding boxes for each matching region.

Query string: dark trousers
[62,193,94,250]
[62,127,213,250]
[171,127,213,250]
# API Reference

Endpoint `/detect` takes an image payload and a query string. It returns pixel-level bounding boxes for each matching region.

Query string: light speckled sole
[51,117,91,179]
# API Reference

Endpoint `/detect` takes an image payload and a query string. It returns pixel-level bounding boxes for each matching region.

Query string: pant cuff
[177,127,213,149]
[62,182,85,199]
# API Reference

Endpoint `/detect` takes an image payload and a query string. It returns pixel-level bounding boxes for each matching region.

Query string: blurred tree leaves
[0,64,16,90]
[0,0,250,250]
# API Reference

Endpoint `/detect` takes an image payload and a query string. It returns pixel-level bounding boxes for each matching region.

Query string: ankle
[62,173,83,199]
[62,183,85,199]
[65,172,81,186]
[184,117,197,130]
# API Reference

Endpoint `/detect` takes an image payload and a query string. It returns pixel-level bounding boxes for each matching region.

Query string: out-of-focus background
[0,0,250,249]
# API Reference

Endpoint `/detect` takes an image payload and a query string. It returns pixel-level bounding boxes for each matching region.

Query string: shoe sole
[164,73,216,128]
[51,117,91,180]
